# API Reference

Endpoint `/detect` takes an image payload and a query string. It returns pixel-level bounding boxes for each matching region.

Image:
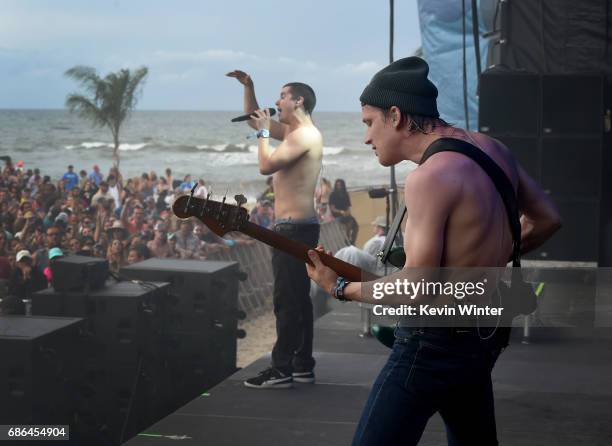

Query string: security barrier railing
[207,220,351,317]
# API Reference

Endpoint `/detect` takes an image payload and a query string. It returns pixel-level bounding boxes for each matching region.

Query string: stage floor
[124,302,612,445]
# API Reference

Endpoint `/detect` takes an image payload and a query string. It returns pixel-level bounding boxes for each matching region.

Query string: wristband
[256,128,270,139]
[331,276,351,302]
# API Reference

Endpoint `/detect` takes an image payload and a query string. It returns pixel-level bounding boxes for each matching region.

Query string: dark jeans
[271,222,320,372]
[352,327,506,446]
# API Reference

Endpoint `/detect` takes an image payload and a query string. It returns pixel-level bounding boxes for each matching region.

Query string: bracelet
[331,276,351,302]
[256,128,270,139]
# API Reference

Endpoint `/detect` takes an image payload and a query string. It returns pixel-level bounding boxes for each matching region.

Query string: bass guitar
[173,193,366,282]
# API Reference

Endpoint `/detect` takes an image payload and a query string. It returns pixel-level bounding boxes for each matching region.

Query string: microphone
[231,108,276,122]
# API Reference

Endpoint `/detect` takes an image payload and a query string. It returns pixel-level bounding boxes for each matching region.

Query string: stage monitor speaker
[478,69,540,136]
[0,316,84,425]
[51,254,108,292]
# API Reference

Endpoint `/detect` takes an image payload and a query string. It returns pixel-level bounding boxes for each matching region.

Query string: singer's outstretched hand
[250,108,271,131]
[226,70,253,87]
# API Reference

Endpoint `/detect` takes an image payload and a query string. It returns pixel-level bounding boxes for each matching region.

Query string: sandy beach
[236,309,277,368]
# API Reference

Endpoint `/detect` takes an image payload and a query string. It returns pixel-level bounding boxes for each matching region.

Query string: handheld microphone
[231,108,276,122]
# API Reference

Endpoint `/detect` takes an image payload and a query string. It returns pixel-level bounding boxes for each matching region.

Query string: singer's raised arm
[259,127,317,175]
[226,69,289,141]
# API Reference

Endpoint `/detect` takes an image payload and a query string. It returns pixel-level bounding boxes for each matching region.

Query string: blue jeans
[352,327,505,446]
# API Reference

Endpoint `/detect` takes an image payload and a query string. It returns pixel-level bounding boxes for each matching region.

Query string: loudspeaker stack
[121,258,243,406]
[479,69,605,262]
[22,256,242,445]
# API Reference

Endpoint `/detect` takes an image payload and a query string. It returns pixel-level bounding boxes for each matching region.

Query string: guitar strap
[377,203,406,265]
[379,137,522,267]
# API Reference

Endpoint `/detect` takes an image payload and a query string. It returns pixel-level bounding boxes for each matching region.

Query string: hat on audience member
[108,220,128,237]
[55,212,69,224]
[48,247,64,260]
[371,216,387,227]
[16,250,32,263]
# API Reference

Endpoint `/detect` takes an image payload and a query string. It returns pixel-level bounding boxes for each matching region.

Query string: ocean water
[0,109,416,200]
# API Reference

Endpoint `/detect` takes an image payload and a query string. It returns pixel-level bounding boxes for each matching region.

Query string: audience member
[174,220,200,259]
[61,165,79,191]
[329,178,359,244]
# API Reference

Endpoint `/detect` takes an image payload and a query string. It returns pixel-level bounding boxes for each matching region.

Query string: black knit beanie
[360,57,439,118]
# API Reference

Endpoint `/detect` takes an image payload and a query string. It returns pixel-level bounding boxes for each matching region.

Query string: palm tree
[64,66,149,168]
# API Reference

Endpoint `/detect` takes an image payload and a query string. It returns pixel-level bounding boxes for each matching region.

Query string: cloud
[336,61,383,75]
[274,56,318,71]
[152,49,259,63]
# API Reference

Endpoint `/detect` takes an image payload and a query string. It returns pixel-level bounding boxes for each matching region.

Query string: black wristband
[332,276,351,302]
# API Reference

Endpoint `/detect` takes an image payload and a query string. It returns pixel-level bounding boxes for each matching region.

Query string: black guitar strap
[377,204,407,264]
[379,137,522,267]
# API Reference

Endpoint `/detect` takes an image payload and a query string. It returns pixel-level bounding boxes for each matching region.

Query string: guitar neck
[240,221,365,283]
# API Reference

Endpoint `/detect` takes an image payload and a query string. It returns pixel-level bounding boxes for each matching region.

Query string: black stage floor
[124,302,612,445]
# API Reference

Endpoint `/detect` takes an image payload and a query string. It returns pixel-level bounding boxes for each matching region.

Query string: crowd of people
[0,158,256,311]
[0,156,358,313]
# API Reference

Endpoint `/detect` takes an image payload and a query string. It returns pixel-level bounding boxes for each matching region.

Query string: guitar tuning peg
[234,194,247,207]
[184,183,198,214]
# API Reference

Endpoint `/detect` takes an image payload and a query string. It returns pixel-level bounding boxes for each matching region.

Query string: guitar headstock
[172,193,249,237]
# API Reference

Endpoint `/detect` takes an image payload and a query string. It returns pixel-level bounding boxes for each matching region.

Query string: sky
[0,0,422,111]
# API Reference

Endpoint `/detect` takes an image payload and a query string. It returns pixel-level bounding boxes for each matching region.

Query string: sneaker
[244,367,293,389]
[292,370,315,384]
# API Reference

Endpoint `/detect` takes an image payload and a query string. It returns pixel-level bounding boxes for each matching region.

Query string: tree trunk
[113,135,120,169]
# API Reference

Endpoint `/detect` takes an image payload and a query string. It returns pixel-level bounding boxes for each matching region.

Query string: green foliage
[64,65,148,167]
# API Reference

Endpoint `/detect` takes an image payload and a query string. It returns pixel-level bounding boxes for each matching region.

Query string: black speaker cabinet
[541,136,602,198]
[32,281,170,364]
[532,197,600,262]
[479,70,605,262]
[121,259,240,404]
[0,316,84,425]
[479,69,540,136]
[497,0,612,74]
[121,259,240,333]
[51,254,109,292]
[489,135,540,180]
[542,74,604,136]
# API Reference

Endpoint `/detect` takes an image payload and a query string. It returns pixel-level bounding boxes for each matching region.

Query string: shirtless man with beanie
[307,57,561,445]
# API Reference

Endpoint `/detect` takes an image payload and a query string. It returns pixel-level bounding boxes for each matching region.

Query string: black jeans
[352,327,506,446]
[270,222,320,372]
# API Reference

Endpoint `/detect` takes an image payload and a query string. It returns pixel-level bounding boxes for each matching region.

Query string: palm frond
[64,66,103,97]
[65,94,108,128]
[64,65,150,167]
[124,67,149,110]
